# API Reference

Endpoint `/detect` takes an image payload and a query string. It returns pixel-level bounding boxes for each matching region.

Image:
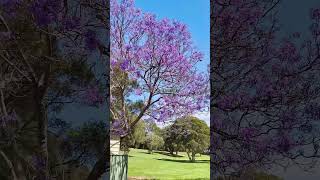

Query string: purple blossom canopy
[110,0,209,135]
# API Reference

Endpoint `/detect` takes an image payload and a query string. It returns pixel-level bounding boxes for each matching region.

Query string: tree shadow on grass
[138,151,153,155]
[156,158,210,163]
[128,177,160,180]
[137,150,183,157]
[153,151,184,157]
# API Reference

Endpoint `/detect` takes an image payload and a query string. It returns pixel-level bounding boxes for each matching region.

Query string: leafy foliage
[146,133,165,154]
[164,116,209,161]
[131,120,147,148]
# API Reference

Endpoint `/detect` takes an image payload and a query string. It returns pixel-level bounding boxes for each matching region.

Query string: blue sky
[135,0,210,73]
[135,0,210,125]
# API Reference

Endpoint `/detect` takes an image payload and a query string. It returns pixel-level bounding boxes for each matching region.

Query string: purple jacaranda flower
[240,127,257,141]
[278,40,299,61]
[31,155,46,170]
[0,0,21,17]
[134,88,142,95]
[0,112,18,128]
[0,32,11,41]
[311,8,320,20]
[1,0,20,9]
[217,95,236,109]
[111,120,121,132]
[304,102,320,120]
[83,86,104,106]
[254,138,269,155]
[276,135,292,153]
[111,59,117,67]
[63,16,81,30]
[36,14,54,26]
[84,30,99,51]
[135,71,142,77]
[120,59,130,70]
[111,120,128,137]
[280,111,296,129]
[30,0,63,27]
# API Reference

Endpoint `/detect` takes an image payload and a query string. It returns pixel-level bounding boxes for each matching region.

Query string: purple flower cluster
[31,155,46,170]
[84,30,100,51]
[278,40,300,62]
[111,119,128,137]
[134,88,142,96]
[311,8,320,20]
[217,92,252,110]
[82,86,104,106]
[120,59,130,70]
[0,32,12,42]
[240,127,258,141]
[275,135,293,153]
[304,102,320,120]
[62,16,81,30]
[29,0,63,27]
[110,0,209,124]
[0,0,21,17]
[0,112,18,128]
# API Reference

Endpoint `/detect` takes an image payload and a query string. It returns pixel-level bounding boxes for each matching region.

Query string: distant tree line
[123,116,210,162]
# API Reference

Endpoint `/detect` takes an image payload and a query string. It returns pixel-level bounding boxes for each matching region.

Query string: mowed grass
[128,148,210,180]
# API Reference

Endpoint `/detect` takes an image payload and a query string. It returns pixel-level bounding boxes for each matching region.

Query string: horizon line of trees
[122,116,210,162]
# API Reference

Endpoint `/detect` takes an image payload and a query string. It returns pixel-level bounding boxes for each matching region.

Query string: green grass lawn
[128,148,210,180]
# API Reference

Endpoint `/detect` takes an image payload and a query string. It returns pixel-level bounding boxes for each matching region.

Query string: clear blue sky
[135,0,210,73]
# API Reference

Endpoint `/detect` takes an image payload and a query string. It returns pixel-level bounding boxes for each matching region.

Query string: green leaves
[163,116,209,161]
[146,133,164,153]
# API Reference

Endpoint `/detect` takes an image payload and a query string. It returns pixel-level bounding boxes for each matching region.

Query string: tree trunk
[148,144,153,154]
[120,136,130,153]
[86,146,109,180]
[86,133,109,180]
[37,98,49,180]
[168,146,174,155]
[0,150,17,180]
[34,71,50,180]
[191,152,196,162]
[186,150,192,161]
[120,136,124,150]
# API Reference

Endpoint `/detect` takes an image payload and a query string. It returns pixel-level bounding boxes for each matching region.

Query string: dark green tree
[146,133,164,154]
[165,116,209,162]
[131,120,147,148]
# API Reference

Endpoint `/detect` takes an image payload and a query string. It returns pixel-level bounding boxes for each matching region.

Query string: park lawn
[128,148,210,180]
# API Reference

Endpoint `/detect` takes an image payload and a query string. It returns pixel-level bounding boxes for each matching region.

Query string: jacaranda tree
[212,0,320,178]
[110,0,209,140]
[0,0,109,179]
